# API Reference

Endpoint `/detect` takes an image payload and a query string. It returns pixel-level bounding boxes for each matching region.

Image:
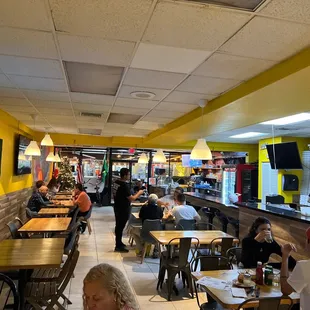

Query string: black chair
[0,273,19,310]
[191,256,231,309]
[157,237,199,301]
[25,207,39,219]
[266,195,285,205]
[176,219,196,230]
[195,222,216,231]
[202,207,219,227]
[215,211,239,238]
[6,219,23,239]
[226,247,242,267]
[237,296,293,310]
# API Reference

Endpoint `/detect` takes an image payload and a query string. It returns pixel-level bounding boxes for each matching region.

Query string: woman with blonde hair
[83,264,139,310]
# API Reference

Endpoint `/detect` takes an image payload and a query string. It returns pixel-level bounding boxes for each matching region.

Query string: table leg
[18,269,27,310]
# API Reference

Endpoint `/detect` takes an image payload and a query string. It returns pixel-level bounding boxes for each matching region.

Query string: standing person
[281,227,310,310]
[113,168,144,253]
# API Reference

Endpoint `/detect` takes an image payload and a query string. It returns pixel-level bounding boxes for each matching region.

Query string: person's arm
[274,241,297,269]
[193,209,201,221]
[128,189,144,202]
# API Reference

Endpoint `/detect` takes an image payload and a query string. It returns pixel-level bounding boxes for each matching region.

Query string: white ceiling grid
[0,0,309,137]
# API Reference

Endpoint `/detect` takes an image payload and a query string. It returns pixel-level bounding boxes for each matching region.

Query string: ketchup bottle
[256,261,264,285]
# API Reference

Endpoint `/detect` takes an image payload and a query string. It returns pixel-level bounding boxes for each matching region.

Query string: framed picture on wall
[0,139,2,175]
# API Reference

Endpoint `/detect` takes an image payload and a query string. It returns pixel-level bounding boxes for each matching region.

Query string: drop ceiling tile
[0,97,31,106]
[114,98,157,109]
[70,92,114,105]
[32,100,72,109]
[193,53,276,80]
[176,76,241,95]
[104,123,133,130]
[124,69,185,89]
[0,56,63,79]
[76,122,105,130]
[0,74,14,88]
[133,120,162,130]
[0,87,23,98]
[0,104,37,113]
[118,85,170,101]
[37,107,73,116]
[6,113,34,122]
[219,16,310,61]
[57,34,135,67]
[164,91,215,104]
[155,102,197,113]
[52,127,78,134]
[142,1,251,50]
[23,90,70,102]
[50,0,153,41]
[111,106,148,115]
[7,75,67,92]
[259,0,310,24]
[0,0,51,30]
[125,129,151,137]
[107,112,141,124]
[73,103,111,113]
[142,115,174,124]
[146,110,184,119]
[0,28,58,59]
[131,43,211,73]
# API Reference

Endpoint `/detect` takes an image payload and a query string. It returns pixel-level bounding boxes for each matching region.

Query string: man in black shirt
[113,168,144,252]
[27,185,51,213]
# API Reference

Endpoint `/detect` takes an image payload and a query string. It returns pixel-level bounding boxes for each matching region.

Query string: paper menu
[196,276,228,290]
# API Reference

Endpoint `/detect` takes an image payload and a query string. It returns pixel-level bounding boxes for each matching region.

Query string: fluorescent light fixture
[261,113,310,126]
[230,132,267,139]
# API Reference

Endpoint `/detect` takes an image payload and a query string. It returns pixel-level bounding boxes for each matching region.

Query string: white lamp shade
[24,141,41,156]
[190,138,212,160]
[54,153,61,162]
[46,152,56,162]
[138,152,148,164]
[41,133,54,146]
[153,149,166,163]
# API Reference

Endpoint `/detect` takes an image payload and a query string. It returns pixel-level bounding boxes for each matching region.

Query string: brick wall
[0,187,32,241]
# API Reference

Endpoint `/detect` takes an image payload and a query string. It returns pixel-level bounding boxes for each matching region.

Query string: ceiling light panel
[193,53,276,80]
[142,1,251,50]
[7,75,67,92]
[118,85,170,101]
[131,43,211,74]
[261,113,310,125]
[219,16,310,62]
[57,33,135,67]
[230,132,267,138]
[70,92,115,105]
[49,0,153,41]
[65,61,124,96]
[114,98,157,109]
[107,113,141,124]
[0,28,58,59]
[0,56,63,79]
[124,69,185,89]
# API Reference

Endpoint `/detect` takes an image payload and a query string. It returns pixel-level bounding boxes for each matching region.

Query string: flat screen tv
[266,142,302,170]
[15,134,32,175]
[181,154,202,168]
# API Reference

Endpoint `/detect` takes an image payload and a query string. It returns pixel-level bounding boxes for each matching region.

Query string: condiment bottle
[256,261,264,285]
[264,265,274,286]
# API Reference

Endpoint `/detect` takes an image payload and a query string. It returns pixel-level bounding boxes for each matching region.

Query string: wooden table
[51,199,75,207]
[53,195,72,200]
[38,208,70,216]
[150,230,237,245]
[192,269,300,309]
[131,202,146,207]
[0,238,65,309]
[19,218,71,234]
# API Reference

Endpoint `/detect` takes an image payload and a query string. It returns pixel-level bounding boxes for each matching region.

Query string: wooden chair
[0,273,19,310]
[237,296,293,310]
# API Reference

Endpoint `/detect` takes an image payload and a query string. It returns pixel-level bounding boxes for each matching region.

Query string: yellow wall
[0,110,34,196]
[258,136,310,202]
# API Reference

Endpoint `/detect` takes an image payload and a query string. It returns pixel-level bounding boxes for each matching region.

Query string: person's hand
[254,230,272,243]
[282,243,297,257]
[138,190,144,196]
[164,202,169,208]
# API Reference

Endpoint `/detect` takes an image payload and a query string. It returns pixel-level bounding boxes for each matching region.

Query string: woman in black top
[241,217,296,269]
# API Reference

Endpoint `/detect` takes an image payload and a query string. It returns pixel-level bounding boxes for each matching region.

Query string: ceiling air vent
[184,0,266,11]
[80,112,103,118]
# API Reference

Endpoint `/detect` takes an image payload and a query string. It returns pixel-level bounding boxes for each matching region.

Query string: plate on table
[232,279,256,288]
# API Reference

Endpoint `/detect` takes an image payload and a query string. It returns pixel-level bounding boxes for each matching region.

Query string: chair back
[64,222,81,255]
[226,247,242,266]
[26,207,39,219]
[210,237,237,256]
[0,273,19,310]
[167,237,199,268]
[6,219,22,239]
[237,296,293,310]
[192,255,232,272]
[141,219,162,244]
[83,204,93,220]
[176,219,196,230]
[68,207,80,230]
[195,222,216,231]
[266,195,285,205]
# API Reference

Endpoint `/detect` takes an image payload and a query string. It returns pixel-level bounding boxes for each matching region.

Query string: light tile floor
[67,206,199,310]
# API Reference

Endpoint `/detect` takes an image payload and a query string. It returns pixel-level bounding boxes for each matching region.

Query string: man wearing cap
[281,227,310,310]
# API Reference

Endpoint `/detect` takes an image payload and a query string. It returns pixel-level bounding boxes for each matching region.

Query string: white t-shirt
[171,204,201,224]
[287,260,310,310]
[159,195,187,211]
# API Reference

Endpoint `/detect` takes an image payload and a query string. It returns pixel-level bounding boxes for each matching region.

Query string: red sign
[128,148,135,154]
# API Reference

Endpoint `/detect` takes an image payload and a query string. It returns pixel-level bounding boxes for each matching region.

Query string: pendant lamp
[41,133,54,146]
[190,100,212,160]
[138,152,148,164]
[46,151,56,162]
[54,153,61,162]
[25,114,41,156]
[153,149,166,163]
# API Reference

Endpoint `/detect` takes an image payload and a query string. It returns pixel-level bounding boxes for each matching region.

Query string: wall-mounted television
[15,134,32,175]
[181,154,202,168]
[266,142,303,170]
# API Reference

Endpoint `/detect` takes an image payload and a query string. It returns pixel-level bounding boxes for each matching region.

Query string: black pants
[114,207,130,248]
[69,208,89,232]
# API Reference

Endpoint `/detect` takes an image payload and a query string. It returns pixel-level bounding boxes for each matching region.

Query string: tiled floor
[67,206,199,310]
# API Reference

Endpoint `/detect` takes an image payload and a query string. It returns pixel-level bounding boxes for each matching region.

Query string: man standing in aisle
[113,168,144,253]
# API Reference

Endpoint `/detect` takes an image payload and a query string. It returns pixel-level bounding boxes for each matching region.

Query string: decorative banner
[32,146,53,182]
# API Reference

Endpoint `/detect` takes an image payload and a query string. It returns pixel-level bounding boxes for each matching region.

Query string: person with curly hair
[83,264,139,310]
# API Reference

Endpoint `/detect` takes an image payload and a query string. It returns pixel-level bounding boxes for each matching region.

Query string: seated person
[27,185,50,212]
[281,227,310,310]
[157,187,185,210]
[133,179,146,193]
[241,217,296,269]
[131,194,163,257]
[166,192,201,224]
[33,180,45,193]
[47,176,60,198]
